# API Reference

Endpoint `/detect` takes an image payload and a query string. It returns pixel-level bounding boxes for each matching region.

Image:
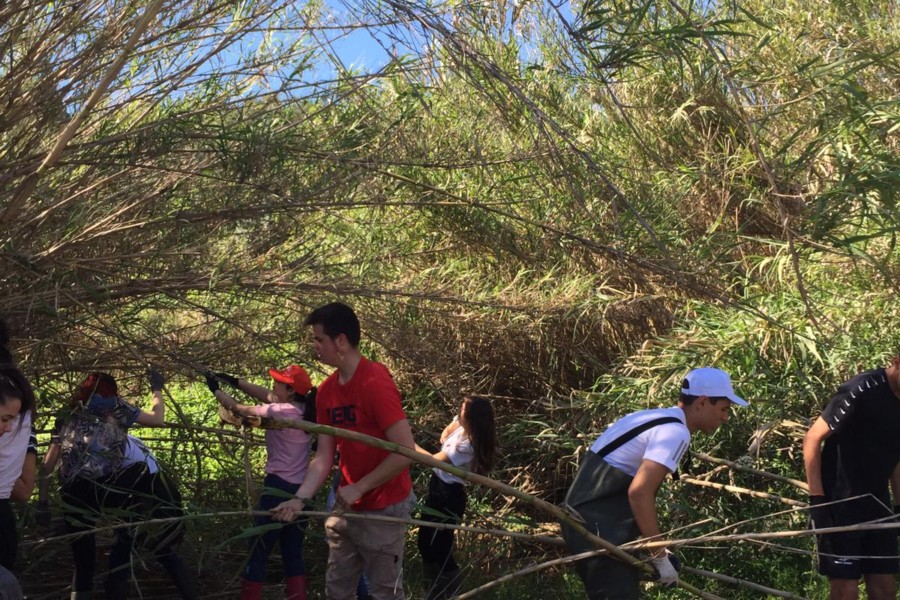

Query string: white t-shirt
[434,425,474,485]
[122,435,159,474]
[0,413,32,499]
[589,406,690,476]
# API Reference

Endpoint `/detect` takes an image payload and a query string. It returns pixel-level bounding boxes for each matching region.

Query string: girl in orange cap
[205,366,316,600]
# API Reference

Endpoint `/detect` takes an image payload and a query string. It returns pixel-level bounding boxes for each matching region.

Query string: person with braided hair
[205,365,316,600]
[0,320,37,518]
[0,321,37,566]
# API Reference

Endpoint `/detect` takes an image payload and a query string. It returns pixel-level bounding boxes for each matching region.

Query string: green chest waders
[560,416,682,600]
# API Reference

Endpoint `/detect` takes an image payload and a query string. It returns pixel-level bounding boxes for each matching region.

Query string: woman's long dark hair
[0,366,35,420]
[460,395,497,476]
[296,387,317,424]
[0,319,12,365]
[0,320,36,424]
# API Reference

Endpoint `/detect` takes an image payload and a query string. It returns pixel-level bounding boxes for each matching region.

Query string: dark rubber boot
[285,575,308,600]
[240,580,264,600]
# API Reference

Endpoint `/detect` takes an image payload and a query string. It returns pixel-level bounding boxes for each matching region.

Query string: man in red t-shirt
[272,302,415,600]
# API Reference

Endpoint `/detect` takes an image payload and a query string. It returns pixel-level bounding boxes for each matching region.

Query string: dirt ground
[18,516,332,599]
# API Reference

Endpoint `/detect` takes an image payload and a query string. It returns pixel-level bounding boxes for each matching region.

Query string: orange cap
[269,365,312,394]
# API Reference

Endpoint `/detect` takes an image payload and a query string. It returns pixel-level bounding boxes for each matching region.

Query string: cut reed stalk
[679,475,807,507]
[693,452,809,491]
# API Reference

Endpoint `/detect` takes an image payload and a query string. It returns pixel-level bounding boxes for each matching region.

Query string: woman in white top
[0,322,37,600]
[416,396,497,600]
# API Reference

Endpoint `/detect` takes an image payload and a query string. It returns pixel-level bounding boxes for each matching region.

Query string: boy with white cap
[561,367,748,599]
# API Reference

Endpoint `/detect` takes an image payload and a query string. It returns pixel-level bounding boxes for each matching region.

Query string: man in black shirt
[803,355,900,600]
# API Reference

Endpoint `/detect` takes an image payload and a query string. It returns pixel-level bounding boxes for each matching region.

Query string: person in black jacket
[804,355,900,600]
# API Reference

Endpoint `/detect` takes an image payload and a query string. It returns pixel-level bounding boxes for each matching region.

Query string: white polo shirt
[589,406,691,476]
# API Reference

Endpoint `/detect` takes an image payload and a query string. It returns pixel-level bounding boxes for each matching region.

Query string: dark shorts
[817,496,899,580]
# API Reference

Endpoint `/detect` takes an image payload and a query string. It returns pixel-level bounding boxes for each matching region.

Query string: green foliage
[4,0,900,595]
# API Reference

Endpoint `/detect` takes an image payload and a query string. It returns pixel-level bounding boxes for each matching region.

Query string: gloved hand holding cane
[148,368,165,392]
[213,372,239,388]
[650,549,681,587]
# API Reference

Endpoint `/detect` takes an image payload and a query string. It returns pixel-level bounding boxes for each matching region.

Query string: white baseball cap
[681,367,747,406]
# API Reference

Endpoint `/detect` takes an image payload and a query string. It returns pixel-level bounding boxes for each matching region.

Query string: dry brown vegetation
[2,0,899,596]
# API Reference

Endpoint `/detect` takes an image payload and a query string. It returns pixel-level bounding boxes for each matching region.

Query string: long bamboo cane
[250,413,722,599]
[31,505,899,551]
[693,452,809,491]
[454,548,610,599]
[455,550,811,600]
[679,475,807,507]
[681,567,810,600]
[633,520,900,551]
[25,509,567,548]
[1,0,167,226]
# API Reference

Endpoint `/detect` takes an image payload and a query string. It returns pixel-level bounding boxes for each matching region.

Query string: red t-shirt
[317,357,412,510]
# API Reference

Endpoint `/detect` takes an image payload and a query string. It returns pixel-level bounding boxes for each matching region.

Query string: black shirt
[821,368,900,500]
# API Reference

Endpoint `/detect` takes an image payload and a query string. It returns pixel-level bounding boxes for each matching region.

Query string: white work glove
[650,550,680,586]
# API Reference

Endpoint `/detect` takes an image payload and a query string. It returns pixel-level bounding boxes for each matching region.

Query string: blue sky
[305,1,419,78]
